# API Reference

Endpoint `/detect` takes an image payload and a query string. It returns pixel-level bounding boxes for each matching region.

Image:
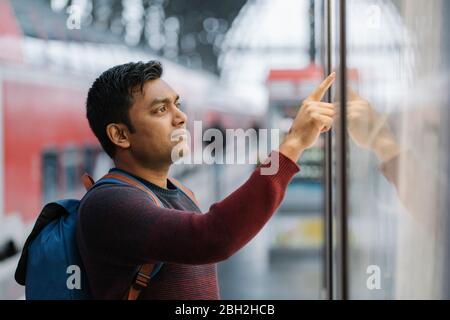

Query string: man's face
[126,78,189,166]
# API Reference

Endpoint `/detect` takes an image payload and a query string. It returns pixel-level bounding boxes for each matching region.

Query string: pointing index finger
[308,72,336,101]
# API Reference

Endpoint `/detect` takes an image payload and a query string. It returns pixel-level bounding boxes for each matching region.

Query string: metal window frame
[336,0,349,300]
[323,0,348,300]
[322,0,334,301]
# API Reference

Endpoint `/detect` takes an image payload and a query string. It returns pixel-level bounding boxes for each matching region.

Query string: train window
[62,147,81,197]
[92,151,113,181]
[82,146,95,177]
[82,145,103,177]
[42,150,59,204]
[42,146,101,204]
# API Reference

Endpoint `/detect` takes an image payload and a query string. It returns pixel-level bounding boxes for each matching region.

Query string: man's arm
[78,151,299,266]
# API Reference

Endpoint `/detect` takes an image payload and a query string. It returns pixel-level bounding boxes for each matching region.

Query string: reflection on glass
[344,0,450,299]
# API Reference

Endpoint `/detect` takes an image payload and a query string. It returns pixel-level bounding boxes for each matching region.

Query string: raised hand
[280,72,336,163]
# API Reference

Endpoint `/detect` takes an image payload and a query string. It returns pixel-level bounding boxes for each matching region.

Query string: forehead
[139,78,177,102]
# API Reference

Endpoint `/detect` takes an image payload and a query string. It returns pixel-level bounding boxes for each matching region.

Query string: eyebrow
[148,94,180,108]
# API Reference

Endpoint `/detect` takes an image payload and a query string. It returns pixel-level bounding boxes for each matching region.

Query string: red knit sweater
[76,151,300,299]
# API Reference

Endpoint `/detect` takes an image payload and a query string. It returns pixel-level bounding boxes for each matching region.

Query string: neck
[114,157,170,189]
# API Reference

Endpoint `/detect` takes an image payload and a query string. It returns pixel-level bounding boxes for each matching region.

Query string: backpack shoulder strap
[83,172,164,207]
[81,172,164,300]
[124,262,163,300]
[102,172,164,207]
[81,173,95,191]
[168,177,200,208]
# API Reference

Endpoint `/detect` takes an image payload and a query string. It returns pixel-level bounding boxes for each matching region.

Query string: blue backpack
[14,170,199,300]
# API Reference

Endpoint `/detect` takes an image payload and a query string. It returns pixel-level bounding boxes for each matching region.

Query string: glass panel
[217,0,328,299]
[344,0,450,299]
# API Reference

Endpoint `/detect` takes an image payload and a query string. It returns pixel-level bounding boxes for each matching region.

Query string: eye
[157,106,167,113]
[175,101,182,109]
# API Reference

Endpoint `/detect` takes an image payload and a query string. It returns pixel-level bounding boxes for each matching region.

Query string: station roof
[8,0,123,44]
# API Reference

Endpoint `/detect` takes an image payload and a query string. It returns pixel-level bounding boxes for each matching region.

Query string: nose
[173,105,187,128]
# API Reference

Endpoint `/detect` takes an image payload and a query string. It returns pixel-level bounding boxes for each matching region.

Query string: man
[77,60,335,299]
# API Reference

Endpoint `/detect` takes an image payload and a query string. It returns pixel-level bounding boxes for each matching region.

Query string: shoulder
[76,183,162,250]
[78,183,157,223]
[81,183,145,205]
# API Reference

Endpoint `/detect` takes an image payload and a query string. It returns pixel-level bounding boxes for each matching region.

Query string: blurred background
[0,0,449,300]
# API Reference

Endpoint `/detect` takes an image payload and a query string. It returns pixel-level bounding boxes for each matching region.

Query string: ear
[106,123,131,150]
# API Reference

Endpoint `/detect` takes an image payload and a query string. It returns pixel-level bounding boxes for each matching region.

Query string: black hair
[86,60,163,158]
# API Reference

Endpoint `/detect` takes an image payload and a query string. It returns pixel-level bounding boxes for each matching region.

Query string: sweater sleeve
[77,151,299,266]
